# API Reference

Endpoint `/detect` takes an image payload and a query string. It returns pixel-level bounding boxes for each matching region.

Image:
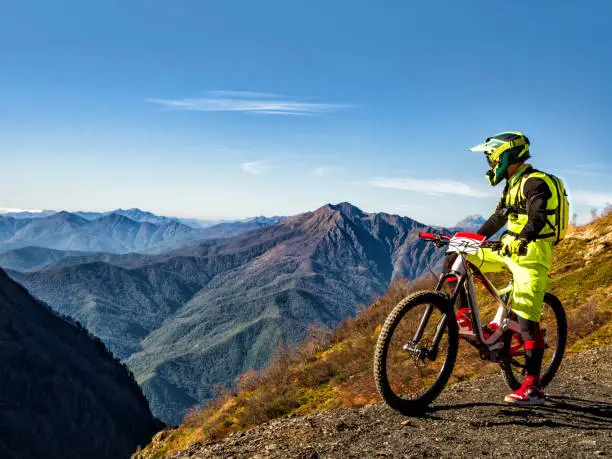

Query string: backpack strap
[505,229,556,239]
[501,168,557,240]
[502,167,532,215]
[506,168,555,216]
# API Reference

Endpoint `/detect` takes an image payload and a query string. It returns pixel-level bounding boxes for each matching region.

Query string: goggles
[471,137,527,160]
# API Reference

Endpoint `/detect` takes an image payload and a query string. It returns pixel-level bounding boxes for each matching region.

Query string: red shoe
[504,379,546,406]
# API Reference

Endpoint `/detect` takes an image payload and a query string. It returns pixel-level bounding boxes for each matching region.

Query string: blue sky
[1,1,611,226]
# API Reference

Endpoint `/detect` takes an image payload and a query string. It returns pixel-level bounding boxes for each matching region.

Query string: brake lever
[433,236,447,248]
[487,241,503,251]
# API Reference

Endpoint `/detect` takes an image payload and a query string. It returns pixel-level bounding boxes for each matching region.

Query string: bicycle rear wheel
[500,292,567,390]
[373,291,458,414]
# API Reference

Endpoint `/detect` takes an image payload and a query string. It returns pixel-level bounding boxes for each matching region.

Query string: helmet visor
[470,138,505,154]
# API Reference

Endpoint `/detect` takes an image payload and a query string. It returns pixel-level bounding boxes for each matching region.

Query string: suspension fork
[431,273,468,358]
[411,304,434,344]
[409,272,466,359]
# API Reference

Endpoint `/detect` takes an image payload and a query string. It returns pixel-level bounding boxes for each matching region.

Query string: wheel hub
[403,340,432,367]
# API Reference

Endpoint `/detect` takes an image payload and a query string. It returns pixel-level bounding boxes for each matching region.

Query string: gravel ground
[167,346,612,458]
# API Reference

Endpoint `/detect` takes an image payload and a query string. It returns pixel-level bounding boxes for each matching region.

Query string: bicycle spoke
[384,303,450,400]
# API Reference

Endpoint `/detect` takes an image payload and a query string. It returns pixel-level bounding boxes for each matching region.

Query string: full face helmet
[470,132,530,186]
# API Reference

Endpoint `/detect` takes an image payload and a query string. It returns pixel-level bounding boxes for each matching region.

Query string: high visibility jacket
[503,165,564,242]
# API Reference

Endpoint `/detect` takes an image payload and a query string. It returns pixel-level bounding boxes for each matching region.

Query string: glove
[501,239,528,257]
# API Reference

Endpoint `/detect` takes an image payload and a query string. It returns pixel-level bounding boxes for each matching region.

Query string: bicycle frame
[412,251,519,360]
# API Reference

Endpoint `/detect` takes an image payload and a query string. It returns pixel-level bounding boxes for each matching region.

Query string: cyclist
[447,132,562,406]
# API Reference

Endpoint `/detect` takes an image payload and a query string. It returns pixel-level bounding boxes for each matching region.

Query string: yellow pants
[467,236,553,322]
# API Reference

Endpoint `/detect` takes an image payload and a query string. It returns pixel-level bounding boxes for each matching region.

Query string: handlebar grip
[485,241,503,251]
[419,232,436,240]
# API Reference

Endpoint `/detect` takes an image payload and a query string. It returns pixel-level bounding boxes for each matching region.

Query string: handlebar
[419,232,502,250]
[419,232,451,241]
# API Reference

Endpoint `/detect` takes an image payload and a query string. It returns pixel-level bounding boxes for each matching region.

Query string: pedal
[459,330,476,337]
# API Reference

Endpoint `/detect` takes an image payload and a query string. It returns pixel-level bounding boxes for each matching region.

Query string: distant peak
[242,216,285,224]
[45,211,89,224]
[455,214,486,228]
[114,208,150,215]
[325,202,365,216]
[51,210,81,219]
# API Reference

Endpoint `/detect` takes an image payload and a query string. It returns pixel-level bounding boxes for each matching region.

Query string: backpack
[548,174,570,244]
[504,169,570,245]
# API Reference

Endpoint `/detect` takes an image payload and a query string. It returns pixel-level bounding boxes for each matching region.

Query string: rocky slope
[151,345,612,458]
[0,267,162,459]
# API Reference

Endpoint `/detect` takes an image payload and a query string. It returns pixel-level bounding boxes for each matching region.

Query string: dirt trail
[166,346,612,458]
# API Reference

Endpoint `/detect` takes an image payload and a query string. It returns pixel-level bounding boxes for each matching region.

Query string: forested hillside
[0,268,163,459]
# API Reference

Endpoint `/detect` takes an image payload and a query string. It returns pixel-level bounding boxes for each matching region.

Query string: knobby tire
[373,291,458,415]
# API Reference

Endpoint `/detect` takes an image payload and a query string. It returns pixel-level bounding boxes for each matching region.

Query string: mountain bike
[373,231,567,414]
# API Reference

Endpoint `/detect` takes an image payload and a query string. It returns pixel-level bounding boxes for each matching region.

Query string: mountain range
[0,210,57,219]
[8,202,451,424]
[0,267,161,459]
[1,207,284,229]
[0,210,282,256]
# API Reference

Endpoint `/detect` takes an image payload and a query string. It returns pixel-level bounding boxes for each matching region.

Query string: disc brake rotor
[403,339,432,367]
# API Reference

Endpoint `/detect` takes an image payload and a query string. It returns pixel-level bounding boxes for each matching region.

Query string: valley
[4,202,449,424]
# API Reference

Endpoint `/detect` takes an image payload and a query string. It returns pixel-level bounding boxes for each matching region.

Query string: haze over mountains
[2,208,217,227]
[0,209,283,255]
[0,210,57,219]
[1,207,284,228]
[3,202,480,424]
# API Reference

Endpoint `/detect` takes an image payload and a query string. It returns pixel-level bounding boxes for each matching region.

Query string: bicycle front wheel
[373,291,458,414]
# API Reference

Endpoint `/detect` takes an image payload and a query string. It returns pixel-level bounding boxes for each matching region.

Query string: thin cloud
[0,207,44,213]
[310,167,337,177]
[571,190,612,207]
[241,161,268,175]
[371,177,492,198]
[255,110,314,116]
[206,90,281,99]
[562,169,611,178]
[146,90,347,116]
